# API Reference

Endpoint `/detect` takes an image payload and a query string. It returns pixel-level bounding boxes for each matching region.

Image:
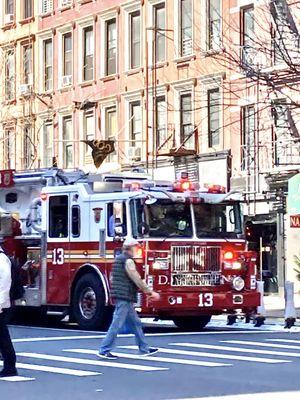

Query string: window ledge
[77,0,93,4]
[174,54,196,64]
[79,80,94,88]
[203,49,222,57]
[19,16,35,25]
[39,12,55,18]
[125,67,143,76]
[4,99,16,105]
[100,74,119,82]
[58,85,73,92]
[2,22,16,31]
[58,4,75,13]
[150,61,169,70]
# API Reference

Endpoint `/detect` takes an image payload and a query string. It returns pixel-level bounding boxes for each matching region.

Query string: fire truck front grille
[171,246,221,274]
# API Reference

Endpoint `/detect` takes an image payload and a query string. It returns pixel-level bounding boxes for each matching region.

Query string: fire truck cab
[0,168,260,330]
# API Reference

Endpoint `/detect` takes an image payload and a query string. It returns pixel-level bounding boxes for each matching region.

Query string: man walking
[0,245,17,377]
[99,238,160,359]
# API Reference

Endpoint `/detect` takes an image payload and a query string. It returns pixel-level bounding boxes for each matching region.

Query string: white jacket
[0,247,11,311]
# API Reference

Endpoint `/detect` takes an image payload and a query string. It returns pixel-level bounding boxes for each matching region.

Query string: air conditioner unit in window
[4,14,14,24]
[61,0,72,7]
[19,84,32,96]
[61,75,72,87]
[128,146,142,162]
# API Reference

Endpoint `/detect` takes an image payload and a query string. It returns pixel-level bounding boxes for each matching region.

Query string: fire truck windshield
[131,199,193,238]
[194,203,242,238]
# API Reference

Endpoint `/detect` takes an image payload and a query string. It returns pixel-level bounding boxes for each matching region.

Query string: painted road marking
[170,391,300,400]
[0,376,35,382]
[223,340,300,350]
[268,339,300,344]
[17,352,168,372]
[165,342,300,358]
[120,345,289,364]
[12,335,103,343]
[63,349,231,367]
[1,360,100,377]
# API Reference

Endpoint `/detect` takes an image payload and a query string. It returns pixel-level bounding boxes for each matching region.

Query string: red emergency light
[205,184,226,194]
[173,172,198,192]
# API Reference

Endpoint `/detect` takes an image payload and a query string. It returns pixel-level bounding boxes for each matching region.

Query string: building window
[208,0,221,50]
[83,26,94,81]
[63,32,72,78]
[156,96,167,149]
[42,121,53,168]
[41,0,53,14]
[241,6,255,67]
[105,106,117,161]
[154,3,166,63]
[130,11,141,69]
[208,88,220,147]
[129,101,141,147]
[43,39,53,91]
[23,125,34,169]
[23,0,33,19]
[5,48,15,101]
[180,93,193,148]
[241,105,255,171]
[105,19,117,76]
[3,129,14,169]
[180,0,192,57]
[62,116,73,168]
[83,110,95,153]
[22,44,32,84]
[5,0,14,14]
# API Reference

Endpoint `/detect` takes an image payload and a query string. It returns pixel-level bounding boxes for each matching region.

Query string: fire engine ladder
[270,0,300,65]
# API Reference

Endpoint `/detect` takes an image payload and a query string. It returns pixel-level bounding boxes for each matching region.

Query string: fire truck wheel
[72,273,112,330]
[172,316,212,330]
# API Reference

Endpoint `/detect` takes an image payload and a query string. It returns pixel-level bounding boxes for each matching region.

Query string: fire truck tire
[172,316,212,330]
[72,273,112,330]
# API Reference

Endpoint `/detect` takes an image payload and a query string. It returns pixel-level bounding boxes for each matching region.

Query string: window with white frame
[129,101,142,148]
[180,0,192,57]
[154,3,166,63]
[62,116,73,168]
[83,109,95,153]
[180,93,193,148]
[23,124,34,169]
[5,48,15,100]
[105,18,117,76]
[105,106,117,161]
[129,11,141,69]
[23,0,33,19]
[63,32,72,78]
[241,6,255,67]
[208,88,220,147]
[59,0,72,8]
[42,121,53,168]
[5,0,14,15]
[208,0,221,50]
[83,26,94,81]
[43,38,53,91]
[3,128,14,169]
[41,0,53,14]
[241,105,255,171]
[156,96,167,149]
[22,44,33,84]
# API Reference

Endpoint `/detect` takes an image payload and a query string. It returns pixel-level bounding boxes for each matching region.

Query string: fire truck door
[46,194,71,305]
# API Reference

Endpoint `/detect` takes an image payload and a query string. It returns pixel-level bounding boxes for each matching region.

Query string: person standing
[99,238,160,359]
[0,246,17,377]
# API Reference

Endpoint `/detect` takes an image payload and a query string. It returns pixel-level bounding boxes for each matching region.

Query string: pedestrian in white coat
[0,245,17,377]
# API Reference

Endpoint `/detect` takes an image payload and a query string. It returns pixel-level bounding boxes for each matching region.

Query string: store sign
[290,215,300,228]
[288,173,300,214]
[0,170,14,188]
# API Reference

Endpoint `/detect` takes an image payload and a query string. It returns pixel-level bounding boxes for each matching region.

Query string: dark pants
[0,309,16,372]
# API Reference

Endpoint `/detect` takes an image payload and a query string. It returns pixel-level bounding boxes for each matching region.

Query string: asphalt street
[1,320,300,400]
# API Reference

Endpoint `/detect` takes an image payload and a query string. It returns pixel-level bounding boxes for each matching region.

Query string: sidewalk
[264,293,300,319]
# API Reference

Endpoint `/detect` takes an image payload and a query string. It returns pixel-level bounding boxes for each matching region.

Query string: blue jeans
[100,300,149,354]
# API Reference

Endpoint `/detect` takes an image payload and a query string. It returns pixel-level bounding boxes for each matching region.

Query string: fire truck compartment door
[46,194,71,305]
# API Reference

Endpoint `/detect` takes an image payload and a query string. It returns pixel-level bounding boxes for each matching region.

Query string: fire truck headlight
[152,259,169,270]
[232,276,245,292]
[232,261,242,270]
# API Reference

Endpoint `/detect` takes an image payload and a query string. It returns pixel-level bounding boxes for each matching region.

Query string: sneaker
[97,352,118,360]
[0,369,18,378]
[139,347,159,356]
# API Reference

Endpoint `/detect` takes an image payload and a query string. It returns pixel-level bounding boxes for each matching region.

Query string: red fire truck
[0,168,260,330]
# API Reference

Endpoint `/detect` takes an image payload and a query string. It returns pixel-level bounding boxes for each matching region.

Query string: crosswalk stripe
[173,391,300,400]
[16,352,167,372]
[268,339,300,344]
[119,345,289,364]
[1,360,99,377]
[64,349,231,367]
[223,340,300,350]
[0,376,35,382]
[165,342,300,358]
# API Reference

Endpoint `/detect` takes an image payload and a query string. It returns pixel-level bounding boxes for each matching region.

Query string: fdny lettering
[158,275,169,285]
[290,215,300,228]
[52,248,65,265]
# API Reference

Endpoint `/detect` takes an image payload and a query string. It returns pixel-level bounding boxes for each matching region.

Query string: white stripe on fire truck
[222,340,300,351]
[1,360,100,377]
[167,342,300,358]
[16,352,168,372]
[63,349,231,367]
[119,345,289,364]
